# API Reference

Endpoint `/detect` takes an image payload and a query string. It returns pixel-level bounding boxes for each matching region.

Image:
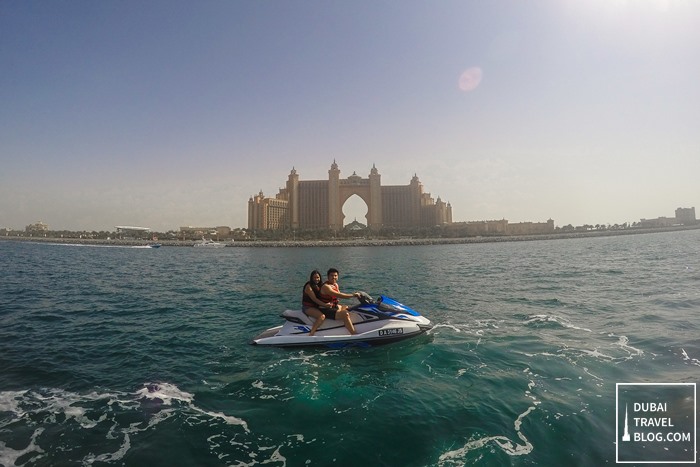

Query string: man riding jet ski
[250,292,432,348]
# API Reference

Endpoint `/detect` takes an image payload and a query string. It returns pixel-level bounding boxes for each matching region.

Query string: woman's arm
[306,284,330,307]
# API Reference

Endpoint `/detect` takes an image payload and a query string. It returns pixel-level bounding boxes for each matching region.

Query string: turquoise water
[1,230,699,466]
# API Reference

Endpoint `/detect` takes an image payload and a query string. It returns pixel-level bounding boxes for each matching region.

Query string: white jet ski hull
[251,308,431,348]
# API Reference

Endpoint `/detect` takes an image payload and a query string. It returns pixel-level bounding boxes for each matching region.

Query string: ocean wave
[524,314,592,332]
[0,382,249,465]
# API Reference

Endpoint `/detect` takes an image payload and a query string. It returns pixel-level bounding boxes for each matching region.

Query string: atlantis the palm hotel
[248,161,452,232]
[248,161,555,236]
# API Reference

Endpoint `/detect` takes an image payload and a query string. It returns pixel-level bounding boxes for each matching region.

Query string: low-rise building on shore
[445,219,555,237]
[179,226,231,239]
[640,206,696,228]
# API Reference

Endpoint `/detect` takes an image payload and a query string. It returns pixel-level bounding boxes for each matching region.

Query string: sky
[1,0,699,232]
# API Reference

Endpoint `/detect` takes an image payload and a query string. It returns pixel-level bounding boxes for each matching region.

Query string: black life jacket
[302,281,322,307]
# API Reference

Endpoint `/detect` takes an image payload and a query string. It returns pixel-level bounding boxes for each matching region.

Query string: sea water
[1,230,699,466]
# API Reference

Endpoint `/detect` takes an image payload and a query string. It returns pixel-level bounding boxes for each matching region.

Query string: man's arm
[321,283,357,300]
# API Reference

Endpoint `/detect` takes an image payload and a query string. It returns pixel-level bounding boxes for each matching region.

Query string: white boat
[194,237,226,248]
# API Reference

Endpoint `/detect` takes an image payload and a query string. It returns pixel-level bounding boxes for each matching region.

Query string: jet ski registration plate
[379,328,403,336]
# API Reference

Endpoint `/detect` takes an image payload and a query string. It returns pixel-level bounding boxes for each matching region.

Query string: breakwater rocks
[236,237,515,247]
[3,225,699,248]
[232,225,700,247]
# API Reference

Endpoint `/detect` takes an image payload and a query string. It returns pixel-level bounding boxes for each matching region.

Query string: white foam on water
[437,376,538,464]
[0,390,29,422]
[134,382,194,405]
[680,348,700,367]
[608,333,645,360]
[0,427,45,467]
[266,445,287,465]
[525,314,592,333]
[431,321,502,337]
[515,331,646,373]
[83,433,131,464]
[438,428,534,465]
[473,319,503,329]
[360,392,385,410]
[250,379,291,401]
[429,323,464,333]
[136,382,249,433]
[1,388,129,429]
[194,408,249,432]
[0,382,250,464]
[421,352,434,373]
[231,442,292,467]
[581,366,603,381]
[252,380,284,392]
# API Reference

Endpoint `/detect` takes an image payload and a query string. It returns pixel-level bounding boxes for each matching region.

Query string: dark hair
[327,268,339,277]
[307,270,322,295]
[309,269,322,284]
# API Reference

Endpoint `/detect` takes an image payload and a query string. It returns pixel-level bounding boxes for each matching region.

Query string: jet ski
[250,292,432,348]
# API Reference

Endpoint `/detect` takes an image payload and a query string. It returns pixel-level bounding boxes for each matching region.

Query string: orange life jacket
[319,281,340,307]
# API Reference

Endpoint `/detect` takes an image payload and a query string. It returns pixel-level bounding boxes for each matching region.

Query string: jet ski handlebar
[356,291,375,305]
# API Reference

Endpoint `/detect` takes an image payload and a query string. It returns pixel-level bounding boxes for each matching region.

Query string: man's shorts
[319,305,340,320]
[302,304,340,320]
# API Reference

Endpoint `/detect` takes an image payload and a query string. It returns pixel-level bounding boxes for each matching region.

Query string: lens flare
[458,67,483,92]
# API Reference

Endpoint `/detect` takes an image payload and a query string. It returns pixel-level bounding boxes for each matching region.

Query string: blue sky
[2,0,698,231]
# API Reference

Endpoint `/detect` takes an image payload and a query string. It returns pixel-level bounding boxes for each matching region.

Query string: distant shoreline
[2,224,699,248]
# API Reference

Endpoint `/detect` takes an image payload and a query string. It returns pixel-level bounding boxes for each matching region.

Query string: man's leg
[306,308,325,336]
[338,308,356,335]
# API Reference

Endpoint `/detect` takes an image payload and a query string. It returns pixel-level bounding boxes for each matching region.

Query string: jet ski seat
[281,309,314,325]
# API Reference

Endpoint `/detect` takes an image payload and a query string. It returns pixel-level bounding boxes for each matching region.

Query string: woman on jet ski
[302,270,332,336]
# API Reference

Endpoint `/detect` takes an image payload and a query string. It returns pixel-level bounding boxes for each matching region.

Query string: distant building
[507,219,555,235]
[639,217,676,228]
[26,221,49,233]
[179,226,231,238]
[445,219,554,237]
[248,161,452,231]
[675,207,697,225]
[639,207,696,228]
[452,219,508,236]
[248,194,289,231]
